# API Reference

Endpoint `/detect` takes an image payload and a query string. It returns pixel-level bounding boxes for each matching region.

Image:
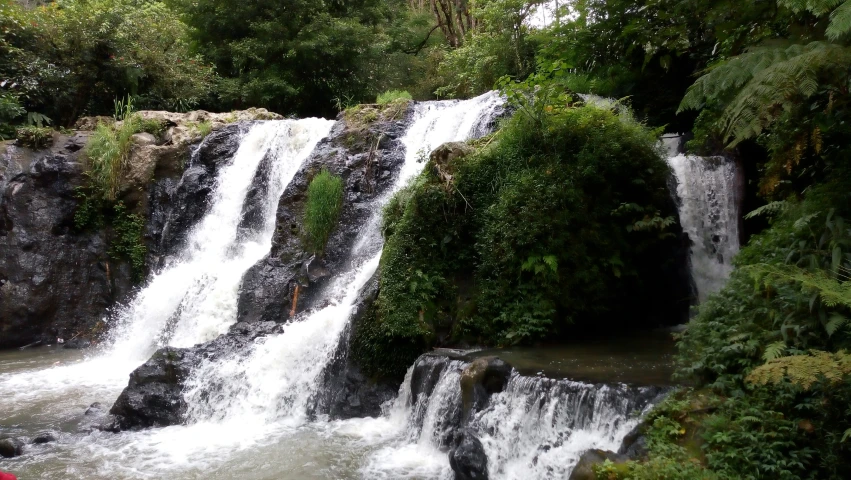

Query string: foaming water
[666,149,741,301]
[353,357,660,480]
[107,119,334,361]
[0,119,332,440]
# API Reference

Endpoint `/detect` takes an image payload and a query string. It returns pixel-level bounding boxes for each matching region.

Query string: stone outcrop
[449,429,489,480]
[1,108,276,349]
[0,138,133,348]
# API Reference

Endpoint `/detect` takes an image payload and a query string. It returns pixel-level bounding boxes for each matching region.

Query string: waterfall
[664,135,742,302]
[360,355,663,480]
[106,119,334,362]
[181,92,505,429]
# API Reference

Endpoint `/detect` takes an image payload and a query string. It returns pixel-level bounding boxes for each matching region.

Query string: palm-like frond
[828,0,851,39]
[680,42,851,146]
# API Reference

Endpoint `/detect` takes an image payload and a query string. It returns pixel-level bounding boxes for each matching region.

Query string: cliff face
[0,137,133,348]
[0,109,277,349]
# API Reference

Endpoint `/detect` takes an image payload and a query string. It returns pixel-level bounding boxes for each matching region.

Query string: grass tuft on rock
[303,169,344,255]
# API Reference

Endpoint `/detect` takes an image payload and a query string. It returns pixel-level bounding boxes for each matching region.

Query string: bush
[353,102,679,378]
[15,126,53,149]
[302,169,344,255]
[376,90,412,105]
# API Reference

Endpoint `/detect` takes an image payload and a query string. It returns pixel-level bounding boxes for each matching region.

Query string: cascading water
[358,355,663,480]
[664,135,742,302]
[107,119,334,361]
[0,119,332,427]
[182,91,505,429]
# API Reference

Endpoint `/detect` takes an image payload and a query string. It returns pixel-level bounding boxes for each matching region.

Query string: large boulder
[449,429,489,480]
[109,347,197,429]
[0,438,24,458]
[459,356,512,419]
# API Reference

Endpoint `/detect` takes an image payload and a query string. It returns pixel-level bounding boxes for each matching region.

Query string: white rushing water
[1,93,668,480]
[0,119,332,423]
[182,91,505,432]
[664,136,742,302]
[354,356,659,480]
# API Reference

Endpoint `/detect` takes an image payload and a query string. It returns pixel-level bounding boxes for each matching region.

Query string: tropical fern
[778,0,851,39]
[747,350,851,390]
[744,200,789,220]
[679,42,851,146]
[747,264,851,309]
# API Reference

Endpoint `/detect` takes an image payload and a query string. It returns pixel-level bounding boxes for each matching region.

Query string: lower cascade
[1,93,669,479]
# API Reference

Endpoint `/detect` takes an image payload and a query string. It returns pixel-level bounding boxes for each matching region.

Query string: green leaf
[763,341,787,362]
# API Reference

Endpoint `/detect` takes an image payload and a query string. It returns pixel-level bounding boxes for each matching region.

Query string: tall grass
[303,169,344,255]
[376,90,413,105]
[84,116,142,201]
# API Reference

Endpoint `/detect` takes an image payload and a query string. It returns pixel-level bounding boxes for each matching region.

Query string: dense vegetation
[3,0,851,476]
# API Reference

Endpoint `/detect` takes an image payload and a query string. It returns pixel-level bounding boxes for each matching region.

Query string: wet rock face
[110,321,283,430]
[459,356,512,419]
[109,347,197,429]
[237,108,411,323]
[0,139,133,349]
[144,124,243,268]
[0,437,25,458]
[449,429,489,480]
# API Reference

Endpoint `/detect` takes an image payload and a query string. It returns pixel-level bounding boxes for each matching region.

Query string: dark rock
[84,402,104,415]
[31,431,58,444]
[109,347,197,429]
[459,357,512,419]
[0,147,133,348]
[569,449,629,480]
[0,437,24,458]
[110,321,283,430]
[449,429,489,480]
[618,422,650,460]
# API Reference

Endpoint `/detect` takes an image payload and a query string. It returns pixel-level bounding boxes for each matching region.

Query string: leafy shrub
[376,90,412,105]
[354,102,679,378]
[15,126,53,149]
[110,202,147,281]
[302,169,344,255]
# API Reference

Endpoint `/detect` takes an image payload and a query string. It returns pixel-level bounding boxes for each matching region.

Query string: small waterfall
[664,135,742,302]
[182,92,505,429]
[107,119,334,362]
[361,355,662,480]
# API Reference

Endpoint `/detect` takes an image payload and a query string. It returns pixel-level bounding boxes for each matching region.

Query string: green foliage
[1,0,213,126]
[376,90,413,105]
[84,117,143,201]
[747,350,851,390]
[435,0,538,98]
[15,125,52,148]
[354,100,677,378]
[302,169,344,255]
[74,190,147,281]
[186,120,213,139]
[679,42,851,147]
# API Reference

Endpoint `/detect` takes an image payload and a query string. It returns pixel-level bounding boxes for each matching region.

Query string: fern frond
[827,0,851,39]
[778,0,844,16]
[744,201,789,220]
[679,42,851,146]
[747,264,851,309]
[826,313,849,336]
[747,350,851,390]
[763,340,787,361]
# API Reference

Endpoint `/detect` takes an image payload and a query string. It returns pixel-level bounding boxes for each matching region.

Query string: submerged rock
[449,429,489,480]
[31,431,58,444]
[0,438,24,458]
